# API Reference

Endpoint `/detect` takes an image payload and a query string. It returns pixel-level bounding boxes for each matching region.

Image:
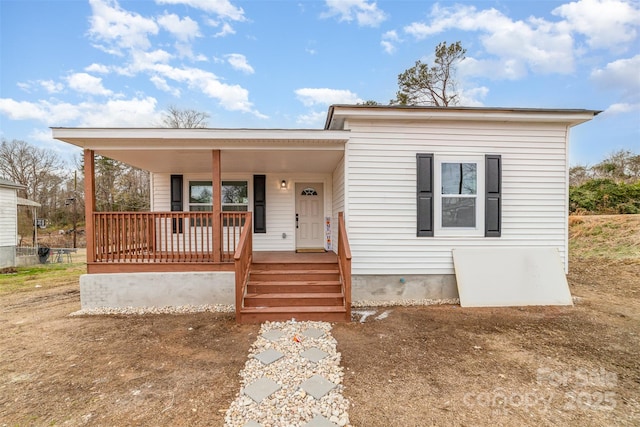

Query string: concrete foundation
[79,271,457,309]
[79,272,234,309]
[0,246,16,269]
[352,274,459,302]
[16,255,39,267]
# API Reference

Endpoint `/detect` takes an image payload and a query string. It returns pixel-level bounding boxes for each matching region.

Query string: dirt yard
[1,216,639,426]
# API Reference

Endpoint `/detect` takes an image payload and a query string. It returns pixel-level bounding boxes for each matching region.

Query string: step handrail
[234,212,253,322]
[337,212,352,321]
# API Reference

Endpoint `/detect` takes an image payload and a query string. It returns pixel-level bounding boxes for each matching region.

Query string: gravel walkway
[224,320,350,427]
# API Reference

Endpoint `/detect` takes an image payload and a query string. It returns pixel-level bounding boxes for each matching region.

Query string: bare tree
[392,41,467,106]
[161,105,210,128]
[0,138,66,210]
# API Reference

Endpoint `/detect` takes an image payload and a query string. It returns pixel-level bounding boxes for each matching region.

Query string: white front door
[295,183,324,249]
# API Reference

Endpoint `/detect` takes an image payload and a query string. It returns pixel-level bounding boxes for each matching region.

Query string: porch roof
[51,128,350,174]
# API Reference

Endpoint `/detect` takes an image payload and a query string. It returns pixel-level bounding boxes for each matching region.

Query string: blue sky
[1,0,638,167]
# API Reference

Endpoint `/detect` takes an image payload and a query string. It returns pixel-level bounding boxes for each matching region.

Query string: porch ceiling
[51,128,350,174]
[97,149,345,173]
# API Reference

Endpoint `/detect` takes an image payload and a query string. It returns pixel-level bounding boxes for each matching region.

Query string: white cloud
[147,63,264,116]
[17,82,31,92]
[322,0,386,27]
[150,75,181,97]
[295,88,363,106]
[226,53,254,74]
[214,22,236,37]
[591,55,640,113]
[157,12,200,41]
[88,0,159,54]
[29,128,57,143]
[296,110,327,126]
[85,63,110,74]
[457,86,489,107]
[552,0,640,50]
[404,4,576,78]
[602,102,640,115]
[155,0,245,21]
[381,30,400,54]
[39,80,64,93]
[67,73,113,96]
[591,55,640,95]
[0,96,159,127]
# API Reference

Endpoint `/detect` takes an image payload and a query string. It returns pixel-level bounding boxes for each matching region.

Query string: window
[189,181,213,212]
[441,162,478,228]
[221,181,249,212]
[417,153,502,238]
[435,157,484,235]
[188,180,248,226]
[188,180,248,212]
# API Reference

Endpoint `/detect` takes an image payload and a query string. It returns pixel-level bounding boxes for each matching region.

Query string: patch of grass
[0,262,86,295]
[569,214,640,259]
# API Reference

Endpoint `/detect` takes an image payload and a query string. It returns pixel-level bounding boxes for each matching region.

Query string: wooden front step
[244,292,344,307]
[247,281,342,294]
[238,254,348,323]
[250,270,340,282]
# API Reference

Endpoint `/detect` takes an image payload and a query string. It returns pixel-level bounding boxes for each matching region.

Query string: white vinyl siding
[344,119,570,275]
[0,187,18,246]
[331,156,345,254]
[151,172,332,251]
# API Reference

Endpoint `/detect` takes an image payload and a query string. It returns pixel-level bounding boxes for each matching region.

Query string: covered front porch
[53,127,352,322]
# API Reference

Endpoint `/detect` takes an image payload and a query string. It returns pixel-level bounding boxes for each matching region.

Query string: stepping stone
[304,415,338,427]
[243,421,262,427]
[300,347,329,363]
[302,327,325,339]
[262,329,284,342]
[243,377,281,403]
[299,374,336,399]
[253,349,284,365]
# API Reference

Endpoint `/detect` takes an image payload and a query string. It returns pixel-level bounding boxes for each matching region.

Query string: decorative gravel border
[224,320,351,427]
[68,304,234,316]
[68,299,460,317]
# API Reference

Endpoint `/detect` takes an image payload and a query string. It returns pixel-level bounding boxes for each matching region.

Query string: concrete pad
[261,329,284,342]
[300,347,329,363]
[304,415,338,427]
[243,421,262,427]
[253,349,284,365]
[299,375,336,399]
[243,377,281,403]
[302,327,325,339]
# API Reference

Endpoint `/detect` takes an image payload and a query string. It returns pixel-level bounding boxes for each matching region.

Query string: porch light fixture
[280,179,287,189]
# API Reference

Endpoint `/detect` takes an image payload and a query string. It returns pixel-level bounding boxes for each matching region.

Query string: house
[0,178,41,268]
[52,105,598,322]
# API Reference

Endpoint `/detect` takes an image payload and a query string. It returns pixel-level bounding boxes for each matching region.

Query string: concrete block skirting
[80,272,234,309]
[16,255,39,267]
[352,274,459,302]
[0,246,16,269]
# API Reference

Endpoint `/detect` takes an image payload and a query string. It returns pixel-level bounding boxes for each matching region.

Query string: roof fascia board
[52,128,350,148]
[326,106,600,129]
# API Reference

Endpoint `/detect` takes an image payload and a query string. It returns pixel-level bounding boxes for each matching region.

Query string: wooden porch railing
[337,212,352,320]
[91,211,248,263]
[234,212,253,321]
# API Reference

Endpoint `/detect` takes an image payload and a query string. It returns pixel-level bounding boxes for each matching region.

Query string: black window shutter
[417,153,434,237]
[485,155,502,237]
[170,174,183,233]
[253,175,266,233]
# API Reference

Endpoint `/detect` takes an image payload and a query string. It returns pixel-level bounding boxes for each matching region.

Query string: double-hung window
[418,153,501,237]
[188,180,248,225]
[435,157,484,236]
